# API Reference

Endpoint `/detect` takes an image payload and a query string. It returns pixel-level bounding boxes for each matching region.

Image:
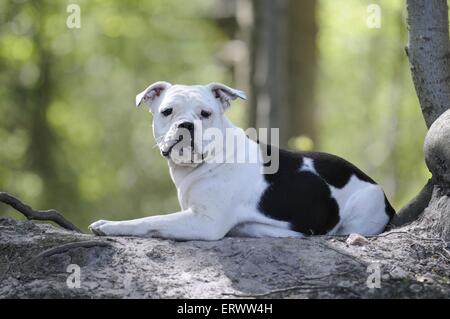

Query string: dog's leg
[89,209,231,241]
[336,184,390,235]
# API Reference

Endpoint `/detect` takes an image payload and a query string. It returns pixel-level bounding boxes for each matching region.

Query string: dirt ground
[1,217,449,298]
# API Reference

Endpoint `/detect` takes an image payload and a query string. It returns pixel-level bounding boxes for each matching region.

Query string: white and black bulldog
[89,82,395,240]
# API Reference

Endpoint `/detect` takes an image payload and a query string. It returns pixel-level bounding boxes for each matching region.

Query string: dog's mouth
[160,135,205,165]
[160,135,184,158]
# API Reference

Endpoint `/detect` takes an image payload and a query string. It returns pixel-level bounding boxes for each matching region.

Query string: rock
[1,217,449,298]
[416,274,434,284]
[346,233,369,246]
[424,109,450,185]
[409,284,423,293]
[389,266,409,280]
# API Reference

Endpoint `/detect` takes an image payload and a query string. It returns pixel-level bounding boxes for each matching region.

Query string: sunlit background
[0,0,429,230]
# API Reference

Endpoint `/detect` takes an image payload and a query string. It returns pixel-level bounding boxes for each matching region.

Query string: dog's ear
[206,83,247,110]
[135,81,172,109]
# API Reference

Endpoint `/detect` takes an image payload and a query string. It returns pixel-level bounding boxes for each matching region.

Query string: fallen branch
[0,192,82,233]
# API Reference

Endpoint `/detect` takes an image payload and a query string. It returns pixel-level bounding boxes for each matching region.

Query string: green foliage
[0,0,229,229]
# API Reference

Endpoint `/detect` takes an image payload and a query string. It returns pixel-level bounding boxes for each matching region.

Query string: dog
[89,81,395,240]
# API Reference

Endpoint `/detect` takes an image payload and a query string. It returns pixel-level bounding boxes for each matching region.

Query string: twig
[369,230,450,261]
[438,252,450,262]
[439,245,450,260]
[0,192,82,233]
[368,230,442,241]
[29,240,111,263]
[324,244,369,266]
[298,271,352,281]
[222,285,354,298]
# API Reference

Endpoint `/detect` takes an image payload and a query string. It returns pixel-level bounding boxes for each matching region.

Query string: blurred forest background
[0,0,429,230]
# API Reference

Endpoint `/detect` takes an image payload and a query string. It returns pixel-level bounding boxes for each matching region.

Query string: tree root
[28,240,112,265]
[222,285,357,298]
[388,179,434,228]
[0,192,82,233]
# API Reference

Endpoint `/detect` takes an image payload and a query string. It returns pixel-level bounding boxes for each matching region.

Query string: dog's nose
[178,121,194,132]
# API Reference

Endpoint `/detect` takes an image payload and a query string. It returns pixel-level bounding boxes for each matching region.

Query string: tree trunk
[392,0,450,240]
[406,0,450,128]
[419,109,450,240]
[249,0,317,148]
[286,0,317,145]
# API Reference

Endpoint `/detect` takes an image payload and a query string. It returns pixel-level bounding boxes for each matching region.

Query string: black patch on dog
[258,146,395,235]
[258,148,339,235]
[303,151,376,188]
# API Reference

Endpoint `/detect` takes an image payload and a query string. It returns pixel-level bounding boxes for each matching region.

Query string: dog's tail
[383,194,396,231]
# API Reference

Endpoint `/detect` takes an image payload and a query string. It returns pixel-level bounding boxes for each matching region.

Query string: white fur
[300,157,317,174]
[89,83,388,240]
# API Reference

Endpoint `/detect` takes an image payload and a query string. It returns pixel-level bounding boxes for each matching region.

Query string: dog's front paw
[89,220,116,236]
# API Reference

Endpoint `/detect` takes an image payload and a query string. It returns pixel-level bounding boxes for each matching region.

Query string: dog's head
[136,82,246,166]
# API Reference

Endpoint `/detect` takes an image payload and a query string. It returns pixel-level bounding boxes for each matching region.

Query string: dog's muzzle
[160,121,195,158]
[161,135,183,157]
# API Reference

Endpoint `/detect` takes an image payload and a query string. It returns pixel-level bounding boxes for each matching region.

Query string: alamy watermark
[66,263,81,288]
[65,262,384,291]
[66,4,81,29]
[366,263,381,289]
[158,121,280,174]
[367,4,381,29]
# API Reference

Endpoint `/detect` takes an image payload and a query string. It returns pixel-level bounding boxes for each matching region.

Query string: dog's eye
[200,110,211,119]
[161,108,173,117]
